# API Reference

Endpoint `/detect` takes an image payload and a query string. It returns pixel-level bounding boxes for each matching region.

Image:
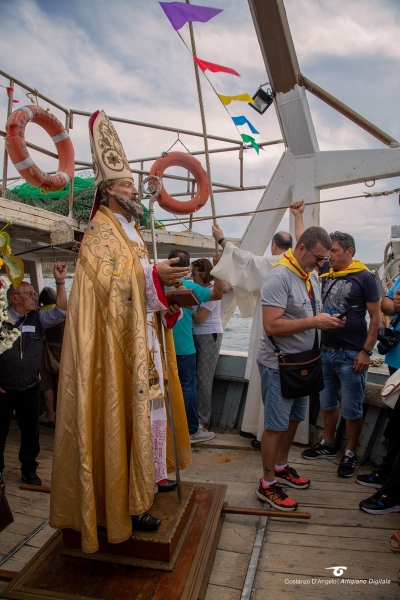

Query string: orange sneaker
[275,465,310,489]
[255,480,298,511]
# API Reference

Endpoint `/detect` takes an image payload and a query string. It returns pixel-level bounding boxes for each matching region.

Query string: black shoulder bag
[268,285,324,399]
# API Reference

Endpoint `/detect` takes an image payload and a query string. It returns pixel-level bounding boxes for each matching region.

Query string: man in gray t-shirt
[255,227,344,512]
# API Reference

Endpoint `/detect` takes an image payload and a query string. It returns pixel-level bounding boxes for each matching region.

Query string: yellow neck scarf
[320,260,370,278]
[274,248,313,297]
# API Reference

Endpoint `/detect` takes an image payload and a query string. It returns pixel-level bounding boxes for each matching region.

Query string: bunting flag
[241,133,260,154]
[218,93,254,105]
[1,86,19,103]
[194,56,240,77]
[231,115,259,134]
[160,2,223,30]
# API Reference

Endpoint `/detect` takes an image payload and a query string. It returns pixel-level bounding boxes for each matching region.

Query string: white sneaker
[189,427,216,444]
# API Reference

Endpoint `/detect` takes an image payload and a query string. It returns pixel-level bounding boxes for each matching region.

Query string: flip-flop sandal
[389,531,400,553]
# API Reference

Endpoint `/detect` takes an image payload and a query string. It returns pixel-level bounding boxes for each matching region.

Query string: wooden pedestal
[62,482,197,570]
[0,482,227,600]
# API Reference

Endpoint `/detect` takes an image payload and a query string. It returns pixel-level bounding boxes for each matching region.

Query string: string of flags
[159,1,265,154]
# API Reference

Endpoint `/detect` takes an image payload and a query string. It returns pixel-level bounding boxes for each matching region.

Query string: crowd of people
[0,110,399,570]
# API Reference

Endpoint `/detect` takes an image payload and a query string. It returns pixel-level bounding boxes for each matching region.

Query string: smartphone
[337,305,358,319]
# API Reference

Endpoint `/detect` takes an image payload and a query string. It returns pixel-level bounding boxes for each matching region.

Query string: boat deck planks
[1,423,400,598]
[182,444,400,599]
[0,422,54,577]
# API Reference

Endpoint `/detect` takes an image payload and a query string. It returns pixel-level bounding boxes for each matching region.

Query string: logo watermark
[284,565,391,587]
[325,566,347,577]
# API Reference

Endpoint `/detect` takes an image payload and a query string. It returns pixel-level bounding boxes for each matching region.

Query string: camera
[377,327,400,355]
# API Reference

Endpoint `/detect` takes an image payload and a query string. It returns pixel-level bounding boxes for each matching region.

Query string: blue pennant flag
[232,115,259,134]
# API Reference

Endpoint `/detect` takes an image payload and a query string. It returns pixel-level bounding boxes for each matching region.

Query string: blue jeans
[176,354,199,435]
[258,363,308,431]
[320,348,366,420]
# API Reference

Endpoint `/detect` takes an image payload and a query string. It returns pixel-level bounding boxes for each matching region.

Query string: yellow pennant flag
[217,93,254,105]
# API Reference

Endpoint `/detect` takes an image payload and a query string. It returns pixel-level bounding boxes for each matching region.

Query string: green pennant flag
[240,133,260,154]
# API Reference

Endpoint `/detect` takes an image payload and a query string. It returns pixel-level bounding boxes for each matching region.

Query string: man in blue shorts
[302,231,381,477]
[256,227,344,511]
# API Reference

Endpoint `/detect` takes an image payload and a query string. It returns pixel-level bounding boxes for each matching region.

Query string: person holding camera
[357,278,400,513]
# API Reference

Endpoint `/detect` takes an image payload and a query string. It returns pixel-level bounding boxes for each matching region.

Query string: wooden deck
[1,423,399,599]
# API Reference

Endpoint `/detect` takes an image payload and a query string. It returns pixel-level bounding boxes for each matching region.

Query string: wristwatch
[218,237,225,246]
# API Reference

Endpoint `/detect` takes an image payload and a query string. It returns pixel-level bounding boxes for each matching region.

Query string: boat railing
[0,68,283,223]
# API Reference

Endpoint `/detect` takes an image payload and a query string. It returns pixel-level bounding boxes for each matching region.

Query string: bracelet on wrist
[218,237,225,246]
[361,347,373,357]
[55,281,65,286]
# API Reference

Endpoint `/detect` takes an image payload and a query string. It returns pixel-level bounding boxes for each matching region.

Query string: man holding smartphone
[301,221,381,477]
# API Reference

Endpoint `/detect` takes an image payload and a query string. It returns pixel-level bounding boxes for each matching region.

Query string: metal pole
[65,111,75,218]
[2,79,13,197]
[189,179,195,230]
[148,179,182,503]
[186,0,218,253]
[301,75,399,147]
[239,145,244,189]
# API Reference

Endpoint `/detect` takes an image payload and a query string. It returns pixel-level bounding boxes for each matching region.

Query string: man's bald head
[271,231,292,256]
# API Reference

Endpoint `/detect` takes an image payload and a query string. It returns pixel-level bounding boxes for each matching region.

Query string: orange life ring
[6,105,75,192]
[149,151,209,215]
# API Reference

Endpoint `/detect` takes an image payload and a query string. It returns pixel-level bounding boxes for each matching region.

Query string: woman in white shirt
[192,259,223,427]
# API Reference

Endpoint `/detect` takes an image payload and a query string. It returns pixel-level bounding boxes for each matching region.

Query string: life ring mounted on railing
[148,151,209,215]
[6,105,75,192]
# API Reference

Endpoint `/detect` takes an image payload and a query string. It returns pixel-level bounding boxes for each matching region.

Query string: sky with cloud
[0,0,399,262]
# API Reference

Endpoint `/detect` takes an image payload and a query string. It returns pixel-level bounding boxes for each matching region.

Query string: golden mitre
[88,109,133,218]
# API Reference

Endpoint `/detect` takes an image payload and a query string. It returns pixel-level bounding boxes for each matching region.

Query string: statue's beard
[114,194,144,220]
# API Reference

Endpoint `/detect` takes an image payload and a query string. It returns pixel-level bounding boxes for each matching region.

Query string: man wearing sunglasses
[0,261,67,487]
[300,220,381,478]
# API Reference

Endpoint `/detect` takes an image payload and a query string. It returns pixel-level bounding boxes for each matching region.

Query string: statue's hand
[157,258,190,286]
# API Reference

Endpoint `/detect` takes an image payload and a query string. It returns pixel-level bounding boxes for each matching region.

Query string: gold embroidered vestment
[49,207,191,553]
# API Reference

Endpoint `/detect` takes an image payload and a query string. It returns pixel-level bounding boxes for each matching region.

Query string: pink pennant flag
[6,87,14,96]
[194,56,240,77]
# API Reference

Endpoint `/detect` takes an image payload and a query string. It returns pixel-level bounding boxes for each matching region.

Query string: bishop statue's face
[112,178,138,203]
[108,178,144,220]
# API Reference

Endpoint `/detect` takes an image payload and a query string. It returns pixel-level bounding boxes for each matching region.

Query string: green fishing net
[5,175,165,229]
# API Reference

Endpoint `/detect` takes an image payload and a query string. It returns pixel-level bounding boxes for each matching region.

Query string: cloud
[1,0,400,263]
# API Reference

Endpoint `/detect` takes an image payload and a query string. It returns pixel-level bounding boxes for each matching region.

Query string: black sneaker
[302,442,337,460]
[356,470,385,489]
[359,489,400,514]
[21,472,42,486]
[337,454,358,478]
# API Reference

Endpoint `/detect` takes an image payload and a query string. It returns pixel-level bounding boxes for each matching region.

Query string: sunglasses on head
[330,231,349,240]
